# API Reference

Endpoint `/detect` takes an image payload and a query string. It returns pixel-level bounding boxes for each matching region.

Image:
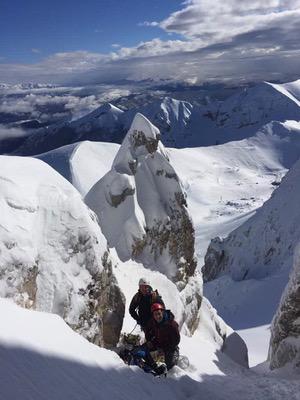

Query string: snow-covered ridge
[6,79,300,156]
[210,82,300,130]
[0,156,125,348]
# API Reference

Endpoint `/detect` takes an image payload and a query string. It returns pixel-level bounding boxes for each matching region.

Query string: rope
[128,323,138,335]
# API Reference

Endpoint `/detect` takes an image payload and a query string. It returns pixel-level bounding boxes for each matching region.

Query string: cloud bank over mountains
[1,0,300,84]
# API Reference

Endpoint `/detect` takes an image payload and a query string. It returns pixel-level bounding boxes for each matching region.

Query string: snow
[9,79,300,158]
[237,325,271,367]
[0,155,113,342]
[2,79,300,398]
[1,298,300,400]
[34,107,300,369]
[39,118,300,266]
[204,155,300,334]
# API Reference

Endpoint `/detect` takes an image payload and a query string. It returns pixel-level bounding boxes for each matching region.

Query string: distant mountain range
[1,79,300,156]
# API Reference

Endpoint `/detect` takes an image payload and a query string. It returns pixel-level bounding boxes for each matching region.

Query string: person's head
[151,303,164,323]
[139,277,150,295]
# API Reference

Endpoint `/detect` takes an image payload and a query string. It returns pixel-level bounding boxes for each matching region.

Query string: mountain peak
[112,112,163,175]
[129,112,160,142]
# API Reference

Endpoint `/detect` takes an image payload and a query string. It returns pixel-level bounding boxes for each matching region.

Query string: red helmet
[151,303,164,313]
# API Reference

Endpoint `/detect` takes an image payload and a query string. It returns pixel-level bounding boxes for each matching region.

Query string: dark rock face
[202,237,227,283]
[110,187,135,208]
[75,251,125,349]
[269,246,300,370]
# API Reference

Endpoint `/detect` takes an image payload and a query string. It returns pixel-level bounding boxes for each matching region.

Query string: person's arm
[129,293,140,322]
[144,321,158,350]
[166,322,180,350]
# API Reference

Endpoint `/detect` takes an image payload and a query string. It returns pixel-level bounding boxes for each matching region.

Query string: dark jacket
[145,310,180,352]
[129,287,164,328]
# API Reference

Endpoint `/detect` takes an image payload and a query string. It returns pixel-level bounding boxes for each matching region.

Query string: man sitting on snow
[143,303,180,374]
[129,278,164,331]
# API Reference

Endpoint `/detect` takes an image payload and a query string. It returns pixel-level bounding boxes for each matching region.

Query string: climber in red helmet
[141,302,180,374]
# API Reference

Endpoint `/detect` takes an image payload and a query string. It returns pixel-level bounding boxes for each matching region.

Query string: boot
[152,363,167,376]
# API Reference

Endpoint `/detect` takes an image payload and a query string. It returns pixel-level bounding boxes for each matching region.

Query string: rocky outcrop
[202,237,227,283]
[85,113,201,334]
[0,156,125,348]
[269,245,300,370]
[85,113,197,286]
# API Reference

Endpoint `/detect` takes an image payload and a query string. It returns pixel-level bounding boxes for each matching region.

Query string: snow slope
[37,140,120,195]
[0,155,125,347]
[1,299,300,400]
[202,154,300,335]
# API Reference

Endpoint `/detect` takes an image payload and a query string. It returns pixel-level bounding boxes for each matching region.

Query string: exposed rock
[75,251,125,348]
[269,244,300,370]
[17,264,39,309]
[202,237,226,283]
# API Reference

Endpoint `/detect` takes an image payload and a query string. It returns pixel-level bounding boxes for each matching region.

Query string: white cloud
[0,1,300,85]
[138,21,159,27]
[0,85,132,123]
[0,125,28,140]
[159,0,300,44]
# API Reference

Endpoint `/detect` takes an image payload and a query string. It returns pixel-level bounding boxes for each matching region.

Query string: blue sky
[1,1,300,84]
[0,0,182,63]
